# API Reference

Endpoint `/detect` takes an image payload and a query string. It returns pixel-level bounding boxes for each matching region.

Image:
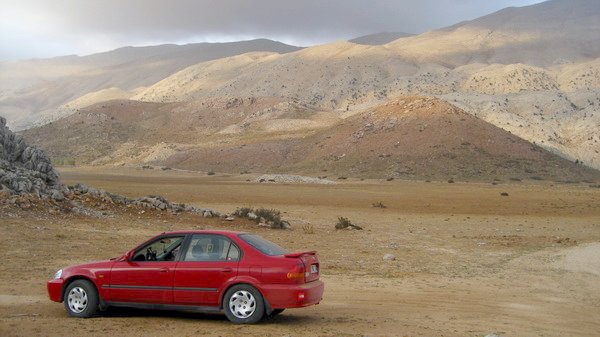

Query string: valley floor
[1,166,599,336]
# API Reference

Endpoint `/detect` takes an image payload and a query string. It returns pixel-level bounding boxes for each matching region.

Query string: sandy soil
[1,166,599,336]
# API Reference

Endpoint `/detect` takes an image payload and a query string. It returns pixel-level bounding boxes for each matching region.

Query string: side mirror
[121,250,134,262]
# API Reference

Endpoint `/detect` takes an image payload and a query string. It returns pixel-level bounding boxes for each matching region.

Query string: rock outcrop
[67,183,221,216]
[256,174,336,185]
[0,116,63,198]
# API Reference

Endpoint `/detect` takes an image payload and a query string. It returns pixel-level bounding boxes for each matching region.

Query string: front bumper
[47,278,64,302]
[261,280,324,309]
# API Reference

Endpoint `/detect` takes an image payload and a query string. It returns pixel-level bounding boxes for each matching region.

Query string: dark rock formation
[0,116,63,198]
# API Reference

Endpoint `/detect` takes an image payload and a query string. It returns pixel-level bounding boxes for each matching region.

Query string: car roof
[159,230,249,236]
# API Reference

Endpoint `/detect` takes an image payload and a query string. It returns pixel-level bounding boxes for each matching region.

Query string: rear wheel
[223,284,265,324]
[63,280,98,318]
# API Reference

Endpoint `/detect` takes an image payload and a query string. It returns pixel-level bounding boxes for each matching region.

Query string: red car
[47,230,324,324]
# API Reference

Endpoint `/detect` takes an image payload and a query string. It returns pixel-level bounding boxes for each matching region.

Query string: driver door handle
[159,268,169,273]
[220,268,233,273]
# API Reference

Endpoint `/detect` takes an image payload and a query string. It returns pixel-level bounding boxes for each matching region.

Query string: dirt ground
[1,166,600,337]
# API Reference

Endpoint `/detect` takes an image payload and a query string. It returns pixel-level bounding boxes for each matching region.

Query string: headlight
[53,269,63,279]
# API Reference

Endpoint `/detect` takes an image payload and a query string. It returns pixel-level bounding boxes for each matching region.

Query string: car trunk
[285,251,320,283]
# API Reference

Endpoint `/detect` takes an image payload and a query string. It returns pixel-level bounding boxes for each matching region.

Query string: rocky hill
[21,97,600,182]
[21,97,329,165]
[130,52,600,170]
[280,97,599,181]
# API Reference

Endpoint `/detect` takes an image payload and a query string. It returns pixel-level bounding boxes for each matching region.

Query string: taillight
[287,263,305,282]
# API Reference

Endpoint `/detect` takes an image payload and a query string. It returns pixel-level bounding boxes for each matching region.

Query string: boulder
[383,254,396,261]
[279,221,292,230]
[50,189,64,201]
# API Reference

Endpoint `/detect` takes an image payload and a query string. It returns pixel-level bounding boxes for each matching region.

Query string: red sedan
[47,230,324,324]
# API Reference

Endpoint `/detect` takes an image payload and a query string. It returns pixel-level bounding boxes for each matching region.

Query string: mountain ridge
[20,96,600,182]
[0,39,302,130]
[349,32,414,45]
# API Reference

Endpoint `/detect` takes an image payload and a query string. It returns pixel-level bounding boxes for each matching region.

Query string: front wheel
[223,285,265,324]
[63,279,99,318]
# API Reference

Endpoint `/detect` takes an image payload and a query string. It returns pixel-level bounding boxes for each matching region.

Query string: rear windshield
[238,234,288,256]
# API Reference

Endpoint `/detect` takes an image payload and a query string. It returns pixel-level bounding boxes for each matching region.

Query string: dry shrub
[233,207,252,217]
[335,217,363,230]
[302,224,315,234]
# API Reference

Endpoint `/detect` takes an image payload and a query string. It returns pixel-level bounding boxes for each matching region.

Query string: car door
[108,235,185,304]
[173,234,240,306]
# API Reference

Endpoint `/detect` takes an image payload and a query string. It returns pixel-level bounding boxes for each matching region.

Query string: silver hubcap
[229,290,256,319]
[67,287,88,313]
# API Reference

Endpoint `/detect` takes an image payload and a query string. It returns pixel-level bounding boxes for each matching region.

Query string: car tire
[268,309,285,317]
[223,284,265,324]
[63,279,99,318]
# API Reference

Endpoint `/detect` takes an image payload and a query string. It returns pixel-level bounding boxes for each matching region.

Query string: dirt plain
[1,166,600,337]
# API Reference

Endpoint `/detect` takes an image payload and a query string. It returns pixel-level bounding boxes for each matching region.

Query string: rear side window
[183,234,240,262]
[238,234,288,256]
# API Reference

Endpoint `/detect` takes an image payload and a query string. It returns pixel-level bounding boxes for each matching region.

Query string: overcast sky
[0,0,545,61]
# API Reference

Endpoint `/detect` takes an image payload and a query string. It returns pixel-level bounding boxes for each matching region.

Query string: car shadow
[101,307,227,321]
[262,313,321,325]
[101,306,320,325]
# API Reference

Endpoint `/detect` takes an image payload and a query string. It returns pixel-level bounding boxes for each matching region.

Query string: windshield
[238,234,288,256]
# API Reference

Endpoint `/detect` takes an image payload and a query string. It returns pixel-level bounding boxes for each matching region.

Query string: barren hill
[461,64,559,95]
[388,0,600,67]
[20,97,330,165]
[131,50,600,171]
[133,43,419,107]
[0,39,301,130]
[22,96,599,182]
[265,97,600,181]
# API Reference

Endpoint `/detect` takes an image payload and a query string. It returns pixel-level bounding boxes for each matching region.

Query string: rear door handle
[159,268,169,273]
[220,268,233,273]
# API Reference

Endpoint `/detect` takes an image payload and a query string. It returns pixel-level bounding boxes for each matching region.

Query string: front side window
[132,236,185,262]
[183,234,240,262]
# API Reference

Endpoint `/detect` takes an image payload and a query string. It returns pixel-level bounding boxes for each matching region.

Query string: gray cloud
[0,0,545,60]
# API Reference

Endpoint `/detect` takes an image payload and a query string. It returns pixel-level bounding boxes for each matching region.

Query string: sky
[0,0,546,61]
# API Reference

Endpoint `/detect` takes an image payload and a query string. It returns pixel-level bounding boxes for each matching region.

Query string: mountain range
[4,0,600,180]
[0,39,301,129]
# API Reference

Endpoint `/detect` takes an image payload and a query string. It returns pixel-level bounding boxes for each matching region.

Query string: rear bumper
[261,280,324,309]
[47,279,64,302]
